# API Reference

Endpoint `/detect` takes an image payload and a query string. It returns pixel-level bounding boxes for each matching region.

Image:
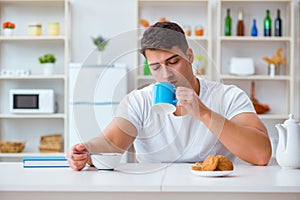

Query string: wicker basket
[0,141,26,153]
[39,134,62,152]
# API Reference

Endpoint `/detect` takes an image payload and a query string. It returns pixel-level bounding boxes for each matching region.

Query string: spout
[275,124,287,153]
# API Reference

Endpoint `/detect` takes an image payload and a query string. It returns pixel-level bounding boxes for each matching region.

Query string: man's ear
[186,48,194,63]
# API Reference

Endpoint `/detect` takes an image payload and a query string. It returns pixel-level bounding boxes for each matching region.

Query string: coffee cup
[152,82,177,114]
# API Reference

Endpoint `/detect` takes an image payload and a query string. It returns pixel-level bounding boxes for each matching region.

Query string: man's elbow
[253,148,272,166]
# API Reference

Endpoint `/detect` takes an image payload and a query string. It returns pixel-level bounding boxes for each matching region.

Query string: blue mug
[152,82,178,114]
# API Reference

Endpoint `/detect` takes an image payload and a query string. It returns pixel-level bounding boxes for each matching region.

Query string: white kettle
[275,114,300,169]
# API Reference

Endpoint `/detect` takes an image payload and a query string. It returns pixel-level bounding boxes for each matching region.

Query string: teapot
[275,114,300,169]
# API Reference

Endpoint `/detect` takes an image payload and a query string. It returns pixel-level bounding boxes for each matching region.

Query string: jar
[183,25,191,36]
[48,22,60,36]
[195,25,204,36]
[28,22,42,36]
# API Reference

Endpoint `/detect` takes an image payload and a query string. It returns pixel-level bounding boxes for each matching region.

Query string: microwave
[10,89,55,114]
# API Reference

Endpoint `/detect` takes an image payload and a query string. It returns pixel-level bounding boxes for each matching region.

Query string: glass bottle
[224,9,231,36]
[237,10,244,36]
[275,9,282,37]
[251,19,258,36]
[264,10,272,37]
[143,60,150,75]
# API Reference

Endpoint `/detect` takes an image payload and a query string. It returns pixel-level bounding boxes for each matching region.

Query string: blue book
[23,156,69,168]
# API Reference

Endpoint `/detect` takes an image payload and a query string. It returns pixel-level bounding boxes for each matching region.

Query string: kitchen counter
[1,159,300,200]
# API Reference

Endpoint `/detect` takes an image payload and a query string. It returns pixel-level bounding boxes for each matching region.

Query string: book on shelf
[23,156,69,168]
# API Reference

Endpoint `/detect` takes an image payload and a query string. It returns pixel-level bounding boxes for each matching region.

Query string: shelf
[216,0,294,121]
[258,114,289,120]
[0,0,66,3]
[187,36,209,41]
[0,36,67,41]
[0,114,66,119]
[219,36,292,42]
[139,0,208,2]
[219,0,291,2]
[221,75,291,81]
[0,75,66,80]
[0,152,65,158]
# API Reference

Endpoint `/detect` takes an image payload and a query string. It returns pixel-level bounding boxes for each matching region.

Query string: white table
[1,160,300,200]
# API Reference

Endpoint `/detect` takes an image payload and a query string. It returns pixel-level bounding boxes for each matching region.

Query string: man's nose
[161,65,173,79]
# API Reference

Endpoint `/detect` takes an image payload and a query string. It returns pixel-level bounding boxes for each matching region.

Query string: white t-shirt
[116,78,255,163]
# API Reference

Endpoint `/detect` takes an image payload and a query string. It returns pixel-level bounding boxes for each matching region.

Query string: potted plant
[38,54,56,75]
[2,21,15,36]
[92,35,108,64]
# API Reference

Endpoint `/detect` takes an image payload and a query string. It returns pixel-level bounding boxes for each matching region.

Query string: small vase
[268,64,280,77]
[97,52,102,65]
[3,28,14,36]
[42,63,54,75]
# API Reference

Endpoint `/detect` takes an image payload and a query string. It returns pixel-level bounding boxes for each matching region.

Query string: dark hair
[140,22,189,57]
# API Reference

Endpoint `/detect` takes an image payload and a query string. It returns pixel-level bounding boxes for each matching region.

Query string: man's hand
[67,143,90,171]
[176,86,208,120]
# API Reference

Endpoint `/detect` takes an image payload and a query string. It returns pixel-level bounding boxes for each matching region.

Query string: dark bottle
[264,9,272,36]
[225,9,231,36]
[251,19,258,36]
[275,9,282,36]
[237,10,245,36]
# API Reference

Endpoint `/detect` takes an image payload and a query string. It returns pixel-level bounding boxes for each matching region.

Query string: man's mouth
[169,80,177,86]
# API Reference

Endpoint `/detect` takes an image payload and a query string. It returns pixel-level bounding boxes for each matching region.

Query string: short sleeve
[223,85,256,120]
[115,87,152,133]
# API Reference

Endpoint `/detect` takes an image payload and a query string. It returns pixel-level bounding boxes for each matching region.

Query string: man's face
[145,47,194,88]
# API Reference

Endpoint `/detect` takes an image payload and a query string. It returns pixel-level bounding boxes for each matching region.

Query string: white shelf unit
[0,0,70,160]
[135,0,212,89]
[298,1,300,122]
[216,0,294,121]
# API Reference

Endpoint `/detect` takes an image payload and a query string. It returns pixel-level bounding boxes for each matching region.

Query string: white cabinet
[0,0,70,160]
[135,0,212,89]
[216,0,294,120]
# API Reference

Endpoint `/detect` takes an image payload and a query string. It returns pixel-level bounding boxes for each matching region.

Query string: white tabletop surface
[1,159,300,200]
[0,162,167,192]
[162,161,300,193]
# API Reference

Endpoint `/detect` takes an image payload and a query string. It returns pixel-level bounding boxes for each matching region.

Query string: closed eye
[150,64,161,71]
[167,58,179,65]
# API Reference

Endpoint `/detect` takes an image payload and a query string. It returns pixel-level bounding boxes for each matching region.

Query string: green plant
[92,35,108,51]
[38,54,56,64]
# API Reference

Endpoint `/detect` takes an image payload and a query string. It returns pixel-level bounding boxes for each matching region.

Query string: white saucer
[190,169,233,177]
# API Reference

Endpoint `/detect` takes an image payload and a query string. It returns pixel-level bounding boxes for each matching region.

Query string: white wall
[70,0,138,90]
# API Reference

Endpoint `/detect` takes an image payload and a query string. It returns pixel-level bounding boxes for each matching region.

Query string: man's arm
[203,112,271,165]
[67,117,137,171]
[86,117,137,154]
[176,86,272,165]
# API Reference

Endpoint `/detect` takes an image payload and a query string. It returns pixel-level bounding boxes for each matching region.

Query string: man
[67,22,271,171]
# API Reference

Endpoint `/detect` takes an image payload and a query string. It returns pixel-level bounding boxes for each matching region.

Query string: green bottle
[225,9,232,36]
[143,60,150,75]
[264,10,272,36]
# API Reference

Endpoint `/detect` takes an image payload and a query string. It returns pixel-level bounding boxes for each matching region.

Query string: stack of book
[23,156,69,168]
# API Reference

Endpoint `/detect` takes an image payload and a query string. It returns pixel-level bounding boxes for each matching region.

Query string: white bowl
[91,153,122,170]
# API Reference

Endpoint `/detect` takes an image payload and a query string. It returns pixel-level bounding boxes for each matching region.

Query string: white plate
[190,169,233,177]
